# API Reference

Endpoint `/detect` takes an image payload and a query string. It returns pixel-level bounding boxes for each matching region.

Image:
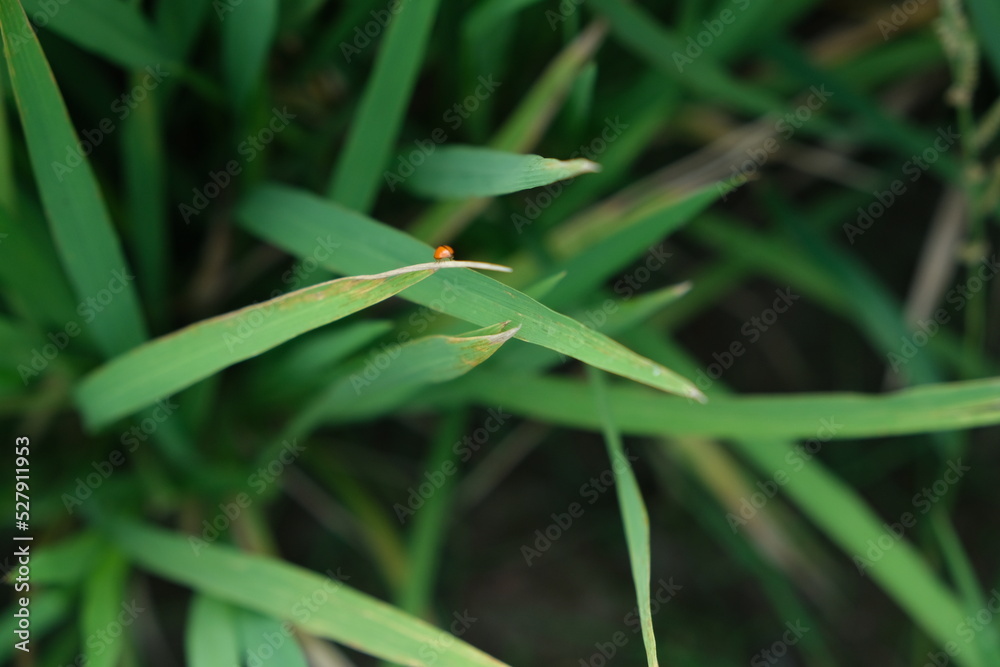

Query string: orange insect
[433,245,455,261]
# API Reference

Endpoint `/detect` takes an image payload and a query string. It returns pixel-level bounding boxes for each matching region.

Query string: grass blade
[587,0,781,115]
[289,322,520,428]
[0,0,148,357]
[328,0,442,211]
[186,595,241,667]
[20,0,172,69]
[75,267,436,430]
[236,609,308,667]
[106,518,510,667]
[81,544,130,667]
[406,145,600,199]
[465,372,1000,439]
[121,71,169,330]
[220,0,279,106]
[588,368,659,667]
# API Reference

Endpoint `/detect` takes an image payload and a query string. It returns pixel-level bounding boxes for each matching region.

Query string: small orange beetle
[433,245,455,261]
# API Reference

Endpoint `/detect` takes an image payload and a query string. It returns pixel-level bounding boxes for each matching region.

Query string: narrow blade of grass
[588,368,659,667]
[81,544,130,667]
[220,0,279,106]
[930,512,1000,665]
[237,184,706,402]
[464,372,1000,439]
[0,204,79,330]
[236,609,308,667]
[587,0,782,116]
[540,185,719,308]
[0,55,13,211]
[20,0,172,69]
[156,0,212,59]
[287,322,519,431]
[327,0,442,211]
[121,72,168,330]
[406,145,600,199]
[106,518,510,667]
[397,410,466,615]
[74,268,435,431]
[186,595,241,667]
[0,0,148,356]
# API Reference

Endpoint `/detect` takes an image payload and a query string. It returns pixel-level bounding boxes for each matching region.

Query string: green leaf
[236,609,308,667]
[588,368,659,667]
[20,0,172,69]
[0,204,78,330]
[288,321,520,429]
[464,372,1000,439]
[74,267,435,431]
[587,0,782,116]
[107,519,510,667]
[81,544,130,667]
[328,0,443,211]
[540,185,720,308]
[121,70,169,330]
[0,0,148,357]
[237,184,706,402]
[220,0,279,106]
[186,595,241,667]
[156,0,212,59]
[411,20,607,242]
[407,145,600,199]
